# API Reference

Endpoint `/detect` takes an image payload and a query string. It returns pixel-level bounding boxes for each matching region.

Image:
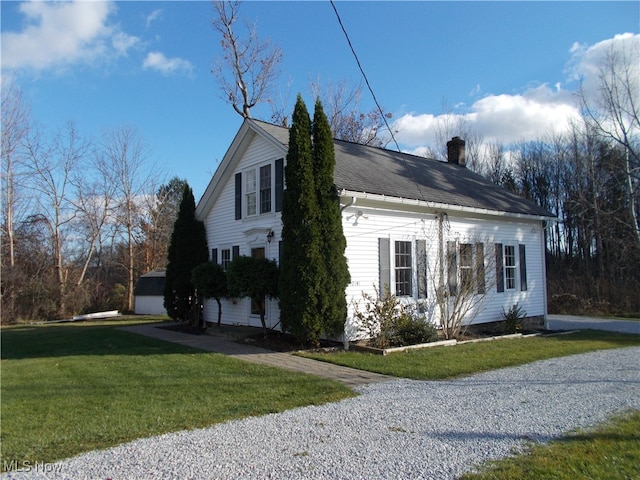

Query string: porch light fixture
[266,230,275,243]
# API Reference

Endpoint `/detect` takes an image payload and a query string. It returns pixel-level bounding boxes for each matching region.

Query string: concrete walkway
[547,314,640,335]
[120,323,391,389]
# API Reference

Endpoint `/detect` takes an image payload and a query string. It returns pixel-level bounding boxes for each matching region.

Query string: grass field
[0,319,354,469]
[3,320,639,475]
[300,330,640,380]
[461,410,640,480]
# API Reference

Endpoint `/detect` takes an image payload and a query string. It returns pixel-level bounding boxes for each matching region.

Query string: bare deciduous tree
[1,79,30,322]
[310,78,392,147]
[578,38,640,247]
[70,149,117,287]
[1,79,30,270]
[101,126,154,312]
[212,0,283,118]
[22,122,89,317]
[428,214,497,339]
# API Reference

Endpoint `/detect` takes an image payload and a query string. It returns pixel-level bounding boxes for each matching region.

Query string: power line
[329,0,429,203]
[329,0,401,153]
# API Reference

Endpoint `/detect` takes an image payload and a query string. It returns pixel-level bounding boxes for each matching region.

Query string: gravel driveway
[4,347,639,480]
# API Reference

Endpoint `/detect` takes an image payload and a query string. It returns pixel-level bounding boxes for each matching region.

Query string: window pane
[504,245,516,290]
[221,249,231,271]
[394,241,412,296]
[246,193,256,216]
[245,170,257,216]
[459,243,473,291]
[260,165,271,214]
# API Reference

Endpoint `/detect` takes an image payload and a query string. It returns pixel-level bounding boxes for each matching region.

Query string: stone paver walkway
[120,323,391,389]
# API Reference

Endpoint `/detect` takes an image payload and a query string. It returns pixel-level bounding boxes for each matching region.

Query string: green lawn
[3,321,639,474]
[0,320,354,469]
[461,410,640,480]
[300,330,640,380]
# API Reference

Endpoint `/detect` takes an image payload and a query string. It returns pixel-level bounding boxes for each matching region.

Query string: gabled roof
[197,118,553,220]
[252,119,553,218]
[134,271,165,296]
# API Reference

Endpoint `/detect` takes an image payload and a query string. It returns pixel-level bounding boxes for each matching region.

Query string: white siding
[134,296,167,315]
[342,202,546,338]
[199,127,548,338]
[201,133,284,329]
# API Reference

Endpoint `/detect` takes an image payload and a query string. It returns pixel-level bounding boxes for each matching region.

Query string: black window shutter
[447,241,457,296]
[378,238,390,294]
[495,243,504,293]
[275,158,284,212]
[476,242,485,294]
[234,172,242,220]
[519,244,527,291]
[211,248,218,264]
[232,245,240,259]
[416,239,427,299]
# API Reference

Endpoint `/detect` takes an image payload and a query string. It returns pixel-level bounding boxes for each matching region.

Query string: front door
[251,247,265,315]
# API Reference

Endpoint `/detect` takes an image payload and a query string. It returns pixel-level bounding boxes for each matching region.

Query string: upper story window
[260,164,272,214]
[235,159,283,220]
[245,170,257,216]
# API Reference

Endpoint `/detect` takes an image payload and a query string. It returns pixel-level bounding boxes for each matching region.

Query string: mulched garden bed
[159,323,208,335]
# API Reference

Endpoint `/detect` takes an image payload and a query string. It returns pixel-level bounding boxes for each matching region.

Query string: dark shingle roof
[252,119,552,218]
[134,271,165,296]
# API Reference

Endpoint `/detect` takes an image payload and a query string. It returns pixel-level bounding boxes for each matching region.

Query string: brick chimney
[447,136,466,167]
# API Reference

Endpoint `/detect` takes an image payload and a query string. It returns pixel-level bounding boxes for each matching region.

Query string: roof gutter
[338,189,557,222]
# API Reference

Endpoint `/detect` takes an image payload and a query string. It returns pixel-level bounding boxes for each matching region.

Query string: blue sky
[2,1,639,200]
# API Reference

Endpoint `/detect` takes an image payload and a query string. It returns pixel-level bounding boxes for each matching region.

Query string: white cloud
[112,32,140,55]
[142,52,193,76]
[145,9,163,29]
[393,87,580,150]
[392,34,639,151]
[1,1,140,72]
[567,33,639,98]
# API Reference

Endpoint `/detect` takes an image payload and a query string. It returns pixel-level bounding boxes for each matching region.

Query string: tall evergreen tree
[312,99,350,337]
[279,95,324,344]
[164,184,208,323]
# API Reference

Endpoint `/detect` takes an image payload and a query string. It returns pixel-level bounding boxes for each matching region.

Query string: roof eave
[339,189,557,222]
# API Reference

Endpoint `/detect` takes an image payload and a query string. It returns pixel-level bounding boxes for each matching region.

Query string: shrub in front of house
[389,312,439,347]
[502,303,527,334]
[353,287,439,348]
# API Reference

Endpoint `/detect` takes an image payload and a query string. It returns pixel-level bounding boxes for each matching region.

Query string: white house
[195,119,555,339]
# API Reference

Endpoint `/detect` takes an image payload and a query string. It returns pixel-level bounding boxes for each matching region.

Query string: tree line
[1,80,187,322]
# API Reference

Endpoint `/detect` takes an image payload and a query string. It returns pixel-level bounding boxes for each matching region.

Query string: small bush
[389,312,439,346]
[502,303,527,334]
[353,287,439,348]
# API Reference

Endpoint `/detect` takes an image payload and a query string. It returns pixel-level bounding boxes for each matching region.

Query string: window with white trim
[259,164,271,214]
[449,242,485,296]
[235,159,284,220]
[245,169,257,216]
[221,249,231,271]
[394,240,412,296]
[459,243,473,290]
[496,242,525,293]
[504,244,517,290]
